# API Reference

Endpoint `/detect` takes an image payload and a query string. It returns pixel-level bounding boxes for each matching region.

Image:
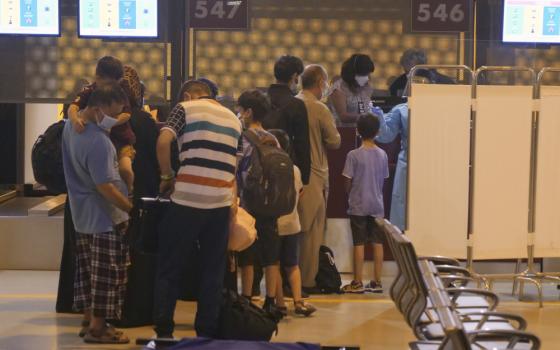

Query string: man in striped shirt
[154,80,241,339]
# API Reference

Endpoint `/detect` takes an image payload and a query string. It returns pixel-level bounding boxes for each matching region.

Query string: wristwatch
[160,171,175,181]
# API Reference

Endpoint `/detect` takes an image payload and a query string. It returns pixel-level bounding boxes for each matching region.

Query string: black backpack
[315,245,342,294]
[31,120,67,194]
[242,130,296,218]
[219,290,278,341]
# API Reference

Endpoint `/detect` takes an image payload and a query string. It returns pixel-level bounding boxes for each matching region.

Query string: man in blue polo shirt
[62,81,133,345]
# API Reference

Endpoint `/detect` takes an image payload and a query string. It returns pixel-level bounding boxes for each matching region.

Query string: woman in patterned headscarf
[122,65,143,109]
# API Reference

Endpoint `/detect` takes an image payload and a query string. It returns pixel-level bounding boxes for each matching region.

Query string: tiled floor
[0,270,559,350]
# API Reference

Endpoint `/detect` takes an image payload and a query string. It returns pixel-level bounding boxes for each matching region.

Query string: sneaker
[294,300,316,317]
[341,280,365,294]
[365,281,383,293]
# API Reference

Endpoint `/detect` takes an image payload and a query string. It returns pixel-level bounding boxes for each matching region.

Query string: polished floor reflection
[0,271,559,350]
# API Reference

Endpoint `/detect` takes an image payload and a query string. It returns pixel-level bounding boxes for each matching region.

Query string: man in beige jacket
[296,65,341,290]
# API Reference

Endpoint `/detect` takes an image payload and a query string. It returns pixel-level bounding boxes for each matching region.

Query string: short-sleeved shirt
[236,128,279,209]
[163,100,242,209]
[71,82,136,149]
[330,79,374,127]
[62,121,129,234]
[342,146,389,217]
[277,166,303,235]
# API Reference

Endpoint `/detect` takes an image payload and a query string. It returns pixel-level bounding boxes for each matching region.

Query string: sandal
[294,300,317,317]
[83,325,129,344]
[79,321,122,338]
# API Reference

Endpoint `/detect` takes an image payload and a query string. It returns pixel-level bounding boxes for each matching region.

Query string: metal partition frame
[510,68,560,302]
[470,67,560,307]
[406,65,475,233]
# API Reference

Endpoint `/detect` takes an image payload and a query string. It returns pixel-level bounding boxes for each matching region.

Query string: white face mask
[355,75,369,87]
[97,113,119,131]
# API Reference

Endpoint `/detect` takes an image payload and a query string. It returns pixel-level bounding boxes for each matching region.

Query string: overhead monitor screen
[79,0,158,38]
[0,0,60,36]
[503,0,560,43]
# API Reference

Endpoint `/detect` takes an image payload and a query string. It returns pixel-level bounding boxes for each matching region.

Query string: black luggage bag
[114,197,170,327]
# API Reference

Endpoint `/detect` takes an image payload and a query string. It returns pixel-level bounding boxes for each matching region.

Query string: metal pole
[169,0,186,107]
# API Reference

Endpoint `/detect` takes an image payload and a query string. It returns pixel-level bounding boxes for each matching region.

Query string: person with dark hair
[296,65,341,292]
[390,48,455,97]
[197,77,219,99]
[267,128,317,317]
[265,55,311,186]
[273,55,304,93]
[236,89,284,320]
[67,56,137,195]
[154,79,241,338]
[62,81,132,344]
[329,53,375,126]
[341,114,389,294]
[95,56,126,81]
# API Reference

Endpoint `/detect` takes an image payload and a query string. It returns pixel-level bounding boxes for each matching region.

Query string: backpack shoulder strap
[242,129,264,154]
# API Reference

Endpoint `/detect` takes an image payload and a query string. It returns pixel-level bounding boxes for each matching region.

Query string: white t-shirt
[277,166,303,236]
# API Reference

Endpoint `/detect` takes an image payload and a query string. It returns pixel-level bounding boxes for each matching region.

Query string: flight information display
[0,0,59,35]
[79,0,158,38]
[503,0,560,43]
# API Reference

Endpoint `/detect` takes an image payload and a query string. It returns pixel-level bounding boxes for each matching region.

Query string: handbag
[218,290,278,341]
[228,203,257,252]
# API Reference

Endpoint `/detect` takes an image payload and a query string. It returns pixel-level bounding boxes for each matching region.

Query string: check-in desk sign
[189,0,250,30]
[411,0,471,32]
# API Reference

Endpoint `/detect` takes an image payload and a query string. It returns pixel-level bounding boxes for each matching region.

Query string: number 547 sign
[411,0,471,32]
[189,0,250,30]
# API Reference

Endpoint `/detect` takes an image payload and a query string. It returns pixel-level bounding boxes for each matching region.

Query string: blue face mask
[97,113,119,131]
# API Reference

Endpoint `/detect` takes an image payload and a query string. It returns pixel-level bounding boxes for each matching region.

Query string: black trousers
[153,203,229,337]
[56,200,78,313]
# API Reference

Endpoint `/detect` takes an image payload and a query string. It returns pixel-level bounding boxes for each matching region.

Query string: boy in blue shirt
[341,114,389,293]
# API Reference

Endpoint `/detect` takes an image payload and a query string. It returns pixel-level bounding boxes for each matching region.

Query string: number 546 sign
[411,0,471,32]
[189,0,250,30]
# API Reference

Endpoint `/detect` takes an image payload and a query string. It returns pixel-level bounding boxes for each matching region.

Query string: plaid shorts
[73,224,130,319]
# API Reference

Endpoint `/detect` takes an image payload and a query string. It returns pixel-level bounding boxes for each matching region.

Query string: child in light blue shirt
[341,113,389,294]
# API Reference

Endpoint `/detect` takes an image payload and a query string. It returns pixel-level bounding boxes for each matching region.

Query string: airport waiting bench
[376,219,541,350]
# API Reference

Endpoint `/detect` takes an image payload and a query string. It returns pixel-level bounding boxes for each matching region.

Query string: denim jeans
[153,203,229,337]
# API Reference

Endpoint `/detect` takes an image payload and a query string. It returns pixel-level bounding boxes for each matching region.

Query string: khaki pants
[298,172,328,288]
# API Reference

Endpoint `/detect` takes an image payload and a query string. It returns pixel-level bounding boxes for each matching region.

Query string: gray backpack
[243,130,296,218]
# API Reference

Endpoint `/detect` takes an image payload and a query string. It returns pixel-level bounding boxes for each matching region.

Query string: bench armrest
[419,255,461,266]
[445,288,499,310]
[437,265,471,277]
[461,311,527,331]
[469,329,540,350]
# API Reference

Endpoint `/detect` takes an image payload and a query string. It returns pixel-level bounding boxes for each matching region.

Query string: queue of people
[58,48,440,344]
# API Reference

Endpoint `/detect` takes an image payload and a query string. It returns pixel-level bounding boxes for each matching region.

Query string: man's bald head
[301,64,328,90]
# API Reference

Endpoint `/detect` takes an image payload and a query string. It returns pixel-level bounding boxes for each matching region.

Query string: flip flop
[84,325,129,344]
[79,321,122,338]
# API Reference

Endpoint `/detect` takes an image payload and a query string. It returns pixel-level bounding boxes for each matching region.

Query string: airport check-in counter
[0,192,65,270]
